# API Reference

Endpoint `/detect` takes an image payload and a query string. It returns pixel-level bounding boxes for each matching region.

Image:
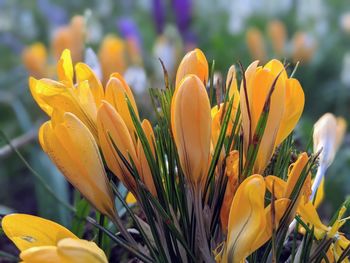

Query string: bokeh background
[1,0,350,251]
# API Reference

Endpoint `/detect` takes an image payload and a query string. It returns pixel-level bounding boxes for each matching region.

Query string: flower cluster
[2,47,349,262]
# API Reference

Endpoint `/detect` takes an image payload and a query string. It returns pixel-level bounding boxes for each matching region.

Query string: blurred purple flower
[172,0,192,35]
[153,0,165,34]
[117,17,143,53]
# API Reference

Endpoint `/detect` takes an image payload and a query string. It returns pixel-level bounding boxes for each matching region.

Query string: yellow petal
[105,74,139,142]
[298,202,328,232]
[275,78,304,145]
[220,151,239,230]
[263,59,288,81]
[97,101,138,192]
[57,49,74,86]
[40,113,116,219]
[265,175,287,199]
[211,106,222,147]
[1,213,77,251]
[22,43,47,78]
[225,174,266,262]
[73,80,98,137]
[240,60,259,155]
[172,74,212,186]
[30,76,98,138]
[285,152,309,198]
[252,198,290,251]
[329,207,347,238]
[20,246,60,263]
[250,66,286,173]
[137,119,157,196]
[175,48,208,89]
[226,65,240,110]
[75,63,104,106]
[99,35,126,84]
[28,77,67,116]
[58,238,108,263]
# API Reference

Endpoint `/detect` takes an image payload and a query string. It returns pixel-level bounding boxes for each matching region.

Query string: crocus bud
[22,43,48,78]
[246,27,267,62]
[172,74,211,187]
[175,48,208,89]
[98,35,126,84]
[104,73,140,142]
[39,112,116,220]
[97,101,139,192]
[267,20,287,56]
[292,32,317,64]
[52,16,85,64]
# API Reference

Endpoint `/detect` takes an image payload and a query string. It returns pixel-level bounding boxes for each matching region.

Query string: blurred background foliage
[1,0,350,230]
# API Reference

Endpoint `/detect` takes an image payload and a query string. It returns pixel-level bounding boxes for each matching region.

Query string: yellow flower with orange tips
[240,59,304,173]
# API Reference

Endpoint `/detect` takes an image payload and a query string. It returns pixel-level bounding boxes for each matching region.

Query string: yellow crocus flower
[211,65,240,149]
[97,101,157,198]
[240,59,304,173]
[175,48,209,89]
[171,74,212,187]
[226,65,240,106]
[22,16,85,79]
[298,203,350,262]
[39,112,116,220]
[99,35,127,84]
[218,175,266,263]
[97,100,139,192]
[104,72,140,143]
[30,49,104,139]
[265,153,309,201]
[52,15,85,64]
[246,27,267,62]
[171,48,209,147]
[218,175,290,263]
[267,20,287,56]
[2,214,107,263]
[21,42,48,78]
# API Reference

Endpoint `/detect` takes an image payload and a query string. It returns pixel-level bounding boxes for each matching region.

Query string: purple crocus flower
[117,17,143,54]
[172,0,192,36]
[152,0,165,34]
